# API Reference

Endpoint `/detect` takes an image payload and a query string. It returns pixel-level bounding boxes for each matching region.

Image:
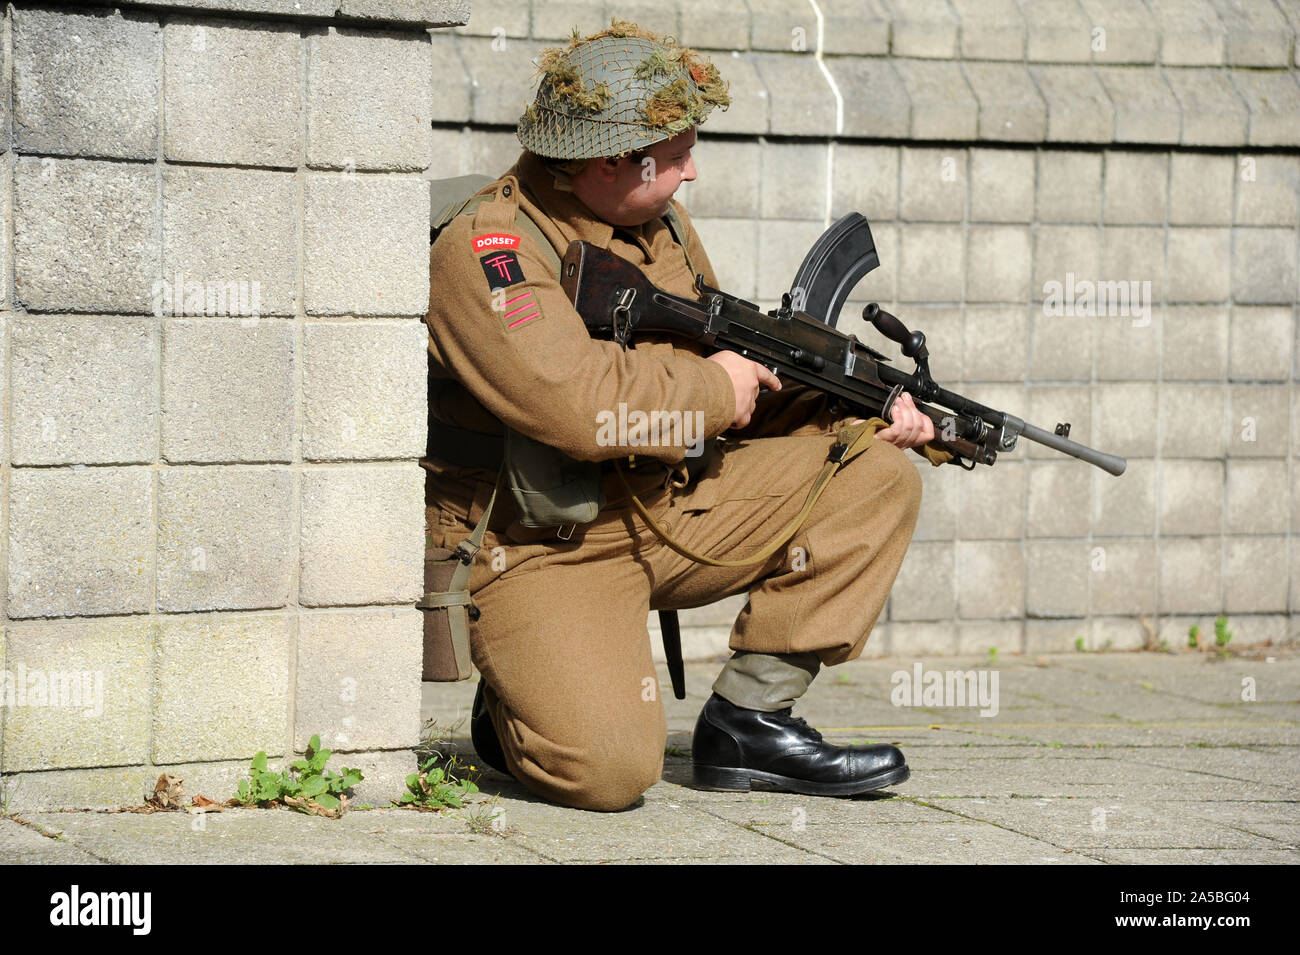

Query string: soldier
[422,21,942,811]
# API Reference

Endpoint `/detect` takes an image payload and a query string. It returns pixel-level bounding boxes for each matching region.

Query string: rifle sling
[612,417,889,568]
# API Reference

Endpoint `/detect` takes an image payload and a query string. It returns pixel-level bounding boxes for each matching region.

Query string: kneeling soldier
[422,21,938,811]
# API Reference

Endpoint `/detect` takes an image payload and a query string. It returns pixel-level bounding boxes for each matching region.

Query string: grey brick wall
[1,0,464,810]
[430,0,1298,664]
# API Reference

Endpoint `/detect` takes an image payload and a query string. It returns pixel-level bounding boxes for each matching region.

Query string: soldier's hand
[707,350,781,429]
[862,392,935,449]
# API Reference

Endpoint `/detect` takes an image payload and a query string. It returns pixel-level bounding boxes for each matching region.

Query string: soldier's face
[572,128,698,227]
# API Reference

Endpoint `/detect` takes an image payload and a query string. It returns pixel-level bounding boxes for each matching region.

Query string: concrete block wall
[0,0,468,810]
[429,0,1299,662]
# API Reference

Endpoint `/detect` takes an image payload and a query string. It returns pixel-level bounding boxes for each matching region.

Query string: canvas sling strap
[610,416,890,569]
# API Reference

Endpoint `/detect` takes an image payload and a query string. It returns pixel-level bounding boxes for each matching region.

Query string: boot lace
[779,709,823,742]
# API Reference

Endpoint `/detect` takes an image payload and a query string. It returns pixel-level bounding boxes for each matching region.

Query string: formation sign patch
[480,251,525,290]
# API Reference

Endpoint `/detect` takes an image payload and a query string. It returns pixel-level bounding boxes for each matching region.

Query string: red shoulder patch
[471,233,520,255]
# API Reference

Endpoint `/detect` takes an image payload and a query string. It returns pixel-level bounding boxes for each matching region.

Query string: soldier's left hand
[861,392,935,449]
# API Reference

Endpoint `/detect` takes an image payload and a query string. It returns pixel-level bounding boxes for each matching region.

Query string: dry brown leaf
[146,773,186,810]
[282,795,342,820]
[1138,614,1158,651]
[188,794,225,813]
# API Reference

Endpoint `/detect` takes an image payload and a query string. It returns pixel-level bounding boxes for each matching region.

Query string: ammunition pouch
[426,415,607,531]
[504,426,606,529]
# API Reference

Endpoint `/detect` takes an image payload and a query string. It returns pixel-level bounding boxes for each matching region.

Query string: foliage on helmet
[518,17,731,159]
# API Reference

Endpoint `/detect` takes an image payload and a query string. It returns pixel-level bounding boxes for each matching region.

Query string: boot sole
[693,763,910,797]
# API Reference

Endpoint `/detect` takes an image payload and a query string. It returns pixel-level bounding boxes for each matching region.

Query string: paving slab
[1088,847,1300,863]
[697,805,1094,864]
[18,808,421,865]
[0,816,106,864]
[954,722,1251,748]
[1179,800,1300,844]
[929,796,1282,850]
[904,752,1294,801]
[482,798,825,864]
[698,790,948,826]
[1150,721,1300,747]
[342,811,550,864]
[930,709,1175,745]
[1118,745,1297,785]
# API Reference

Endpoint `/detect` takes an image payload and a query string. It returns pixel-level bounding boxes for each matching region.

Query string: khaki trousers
[424,429,922,811]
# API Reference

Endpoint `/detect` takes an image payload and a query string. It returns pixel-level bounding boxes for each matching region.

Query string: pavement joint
[909,796,1113,863]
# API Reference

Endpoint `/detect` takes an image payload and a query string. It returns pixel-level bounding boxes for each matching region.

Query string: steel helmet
[517,19,731,160]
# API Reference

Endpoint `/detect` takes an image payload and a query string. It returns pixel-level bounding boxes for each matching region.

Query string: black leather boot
[692,693,909,796]
[470,680,512,777]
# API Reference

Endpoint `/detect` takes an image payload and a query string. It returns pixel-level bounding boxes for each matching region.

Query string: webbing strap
[450,464,505,592]
[419,464,505,607]
[416,464,505,682]
[460,193,693,280]
[458,192,562,273]
[663,206,698,280]
[415,590,474,610]
[612,418,888,568]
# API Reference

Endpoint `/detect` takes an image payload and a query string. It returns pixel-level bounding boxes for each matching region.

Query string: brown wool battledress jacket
[421,151,844,538]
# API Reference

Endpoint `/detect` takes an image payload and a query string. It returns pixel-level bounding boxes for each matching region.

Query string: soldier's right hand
[707,350,782,429]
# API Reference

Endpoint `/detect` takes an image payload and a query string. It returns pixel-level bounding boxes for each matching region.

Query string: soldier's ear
[588,156,622,183]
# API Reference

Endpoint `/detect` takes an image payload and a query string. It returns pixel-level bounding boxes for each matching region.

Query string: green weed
[395,751,479,810]
[1214,615,1233,658]
[462,795,507,835]
[234,734,363,817]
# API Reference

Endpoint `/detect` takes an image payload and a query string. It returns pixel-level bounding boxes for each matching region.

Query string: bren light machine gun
[561,213,1127,701]
[561,212,1127,477]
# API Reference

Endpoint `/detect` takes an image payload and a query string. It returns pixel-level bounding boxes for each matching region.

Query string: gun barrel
[1018,420,1127,476]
